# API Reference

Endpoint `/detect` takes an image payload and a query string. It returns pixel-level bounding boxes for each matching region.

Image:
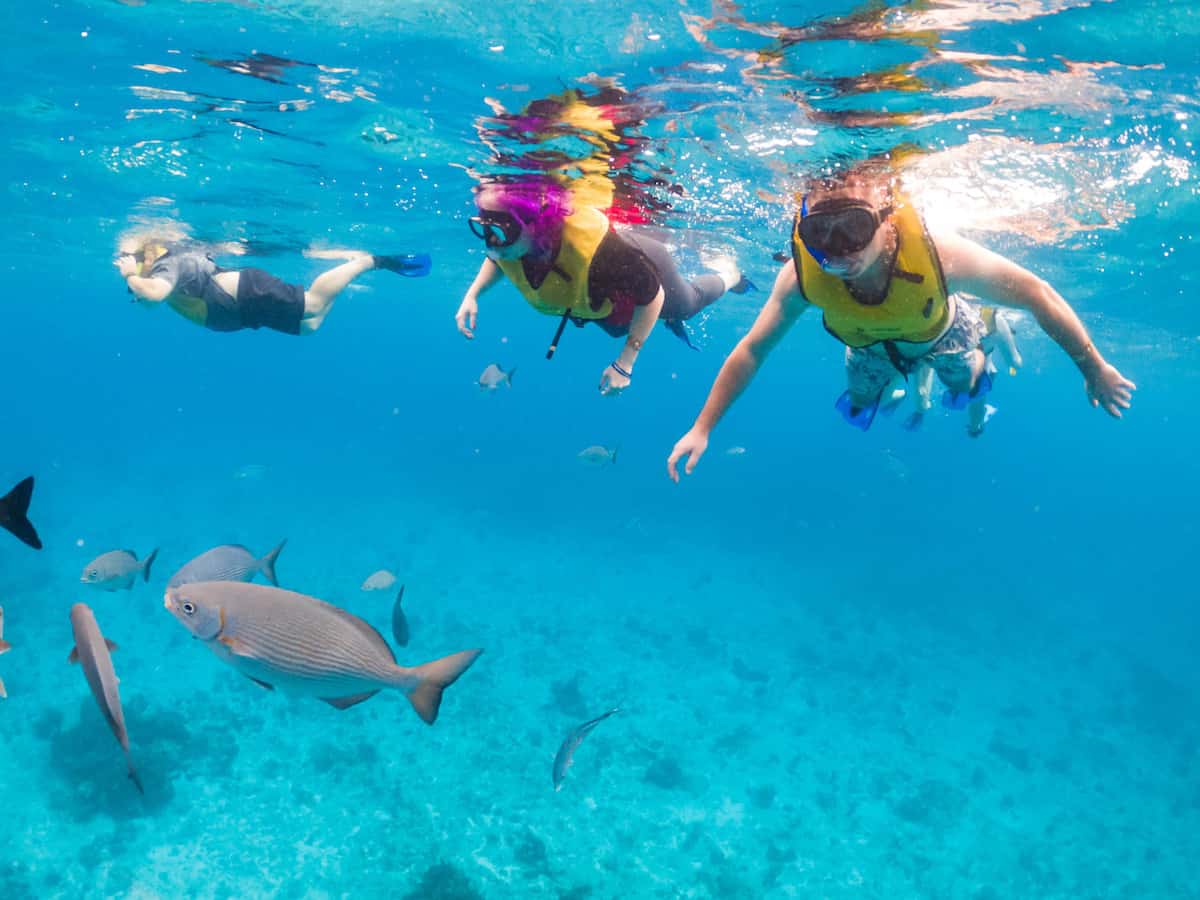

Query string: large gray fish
[80,548,159,591]
[167,540,286,589]
[0,606,9,699]
[163,581,481,723]
[553,707,619,791]
[68,603,143,794]
[477,363,515,391]
[0,476,40,549]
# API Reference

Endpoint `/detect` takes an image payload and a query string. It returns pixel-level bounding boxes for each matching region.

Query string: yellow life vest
[791,196,950,347]
[494,206,613,320]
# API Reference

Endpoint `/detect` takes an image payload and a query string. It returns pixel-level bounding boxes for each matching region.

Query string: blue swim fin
[942,370,993,411]
[835,391,879,431]
[729,275,757,294]
[663,318,699,350]
[374,253,432,277]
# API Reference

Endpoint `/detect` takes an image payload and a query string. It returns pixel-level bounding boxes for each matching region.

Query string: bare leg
[301,255,376,333]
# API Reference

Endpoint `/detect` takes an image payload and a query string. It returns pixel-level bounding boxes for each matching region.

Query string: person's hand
[667,427,709,483]
[455,296,478,339]
[599,363,631,397]
[115,255,139,278]
[1085,360,1136,418]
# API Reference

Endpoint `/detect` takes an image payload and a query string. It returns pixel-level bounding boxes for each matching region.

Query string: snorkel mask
[469,210,523,250]
[798,195,892,269]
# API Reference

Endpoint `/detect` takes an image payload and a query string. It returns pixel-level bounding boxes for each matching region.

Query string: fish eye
[88,569,97,578]
[182,601,196,616]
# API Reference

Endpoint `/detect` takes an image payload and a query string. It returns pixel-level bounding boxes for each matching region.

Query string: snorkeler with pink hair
[454,178,749,396]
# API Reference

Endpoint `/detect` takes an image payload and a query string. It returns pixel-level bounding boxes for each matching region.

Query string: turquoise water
[2,0,1198,896]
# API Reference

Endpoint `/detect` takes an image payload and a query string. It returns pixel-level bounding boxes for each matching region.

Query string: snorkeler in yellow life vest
[791,192,950,347]
[490,206,614,320]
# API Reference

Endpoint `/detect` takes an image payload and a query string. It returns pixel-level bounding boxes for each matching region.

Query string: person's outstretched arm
[455,258,505,339]
[667,263,808,482]
[934,231,1135,418]
[599,287,665,396]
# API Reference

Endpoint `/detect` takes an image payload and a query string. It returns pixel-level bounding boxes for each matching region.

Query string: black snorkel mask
[469,210,523,249]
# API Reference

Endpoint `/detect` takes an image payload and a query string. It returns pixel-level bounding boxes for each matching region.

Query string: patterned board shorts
[844,298,987,397]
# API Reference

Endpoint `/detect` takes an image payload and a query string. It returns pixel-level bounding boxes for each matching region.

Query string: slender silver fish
[167,540,286,589]
[0,606,10,699]
[391,586,409,648]
[163,581,480,723]
[577,445,618,465]
[80,548,159,591]
[68,603,143,794]
[553,707,620,791]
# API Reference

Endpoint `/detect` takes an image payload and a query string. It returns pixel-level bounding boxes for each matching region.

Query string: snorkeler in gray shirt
[116,240,431,335]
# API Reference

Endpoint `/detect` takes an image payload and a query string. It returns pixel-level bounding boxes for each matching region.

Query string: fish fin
[392,587,409,647]
[244,675,275,691]
[218,635,253,657]
[507,366,516,386]
[105,638,118,653]
[0,676,6,699]
[142,548,159,582]
[403,648,483,725]
[322,691,378,710]
[68,646,79,664]
[128,763,145,795]
[260,539,286,587]
[0,477,41,550]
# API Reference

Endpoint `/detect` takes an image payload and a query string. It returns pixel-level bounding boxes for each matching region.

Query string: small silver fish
[478,363,515,391]
[167,541,285,589]
[391,586,409,648]
[553,707,619,791]
[81,548,159,591]
[0,606,9,699]
[163,581,481,723]
[724,446,747,456]
[68,603,143,793]
[233,464,269,481]
[361,569,397,592]
[577,445,618,465]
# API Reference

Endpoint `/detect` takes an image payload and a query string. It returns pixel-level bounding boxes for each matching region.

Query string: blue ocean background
[2,0,1198,896]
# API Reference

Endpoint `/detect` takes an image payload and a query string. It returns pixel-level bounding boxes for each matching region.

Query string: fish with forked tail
[163,581,480,724]
[68,603,143,794]
[477,363,515,391]
[81,548,159,591]
[167,541,286,588]
[553,707,620,791]
[0,477,41,549]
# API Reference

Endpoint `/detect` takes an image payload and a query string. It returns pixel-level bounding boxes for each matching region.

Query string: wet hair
[474,177,574,256]
[802,151,911,206]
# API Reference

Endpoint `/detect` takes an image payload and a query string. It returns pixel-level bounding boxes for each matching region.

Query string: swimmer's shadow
[38,696,236,821]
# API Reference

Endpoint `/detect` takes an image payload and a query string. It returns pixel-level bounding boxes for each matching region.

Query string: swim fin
[0,476,41,550]
[835,391,880,431]
[729,275,757,294]
[663,318,699,351]
[942,370,993,411]
[374,253,432,277]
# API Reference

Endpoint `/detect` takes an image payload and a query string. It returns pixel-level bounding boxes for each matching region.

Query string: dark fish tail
[0,476,41,549]
[142,548,159,582]
[506,366,517,386]
[259,539,287,586]
[403,648,482,725]
[391,586,409,647]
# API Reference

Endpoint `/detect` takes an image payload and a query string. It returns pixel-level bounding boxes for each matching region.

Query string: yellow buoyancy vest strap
[792,196,950,347]
[494,207,612,319]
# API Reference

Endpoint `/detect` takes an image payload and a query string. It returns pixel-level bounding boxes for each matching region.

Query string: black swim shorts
[236,268,305,335]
